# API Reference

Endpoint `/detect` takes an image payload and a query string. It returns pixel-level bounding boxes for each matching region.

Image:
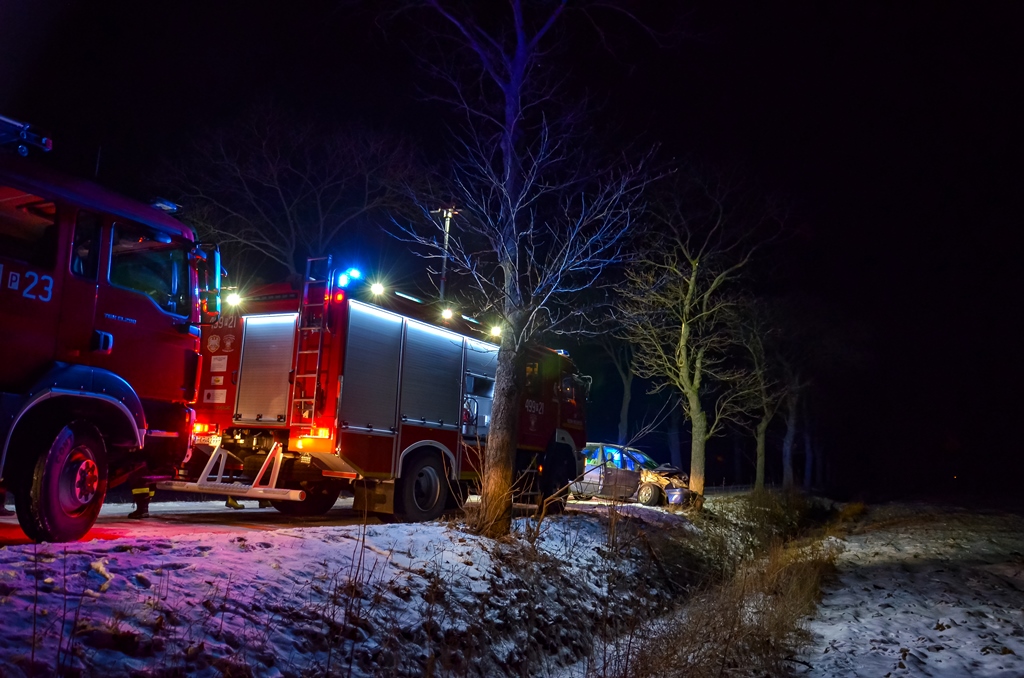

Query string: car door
[619,448,644,498]
[575,445,603,496]
[602,445,628,498]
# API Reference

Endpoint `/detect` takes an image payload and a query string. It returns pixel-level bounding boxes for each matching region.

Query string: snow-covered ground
[0,499,697,678]
[797,505,1024,677]
[10,496,1018,677]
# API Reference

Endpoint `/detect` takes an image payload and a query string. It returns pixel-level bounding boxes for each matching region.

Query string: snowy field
[5,496,1020,677]
[0,499,695,677]
[798,505,1024,677]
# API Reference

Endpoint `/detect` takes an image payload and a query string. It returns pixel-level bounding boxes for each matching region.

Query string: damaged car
[572,442,689,506]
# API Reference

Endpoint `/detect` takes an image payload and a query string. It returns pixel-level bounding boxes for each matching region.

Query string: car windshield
[627,449,660,470]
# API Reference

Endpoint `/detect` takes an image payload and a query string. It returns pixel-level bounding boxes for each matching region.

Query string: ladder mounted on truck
[290,256,333,428]
[0,114,52,156]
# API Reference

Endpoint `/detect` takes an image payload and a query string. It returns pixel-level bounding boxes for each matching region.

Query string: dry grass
[622,535,841,678]
[836,501,867,523]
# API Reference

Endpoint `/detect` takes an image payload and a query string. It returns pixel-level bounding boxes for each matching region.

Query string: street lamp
[430,206,458,302]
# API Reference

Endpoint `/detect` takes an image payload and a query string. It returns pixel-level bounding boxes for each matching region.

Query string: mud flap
[353,480,395,514]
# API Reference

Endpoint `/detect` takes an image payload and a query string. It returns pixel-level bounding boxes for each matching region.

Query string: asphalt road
[0,488,735,546]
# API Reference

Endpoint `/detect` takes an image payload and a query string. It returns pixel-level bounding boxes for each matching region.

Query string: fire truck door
[54,210,100,363]
[90,221,199,403]
[0,185,60,384]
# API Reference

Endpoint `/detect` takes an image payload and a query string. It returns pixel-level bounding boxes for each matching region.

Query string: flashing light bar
[395,291,423,303]
[150,197,181,214]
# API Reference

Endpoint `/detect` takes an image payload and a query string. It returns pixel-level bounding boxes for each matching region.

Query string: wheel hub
[413,466,441,512]
[73,458,99,504]
[60,447,101,515]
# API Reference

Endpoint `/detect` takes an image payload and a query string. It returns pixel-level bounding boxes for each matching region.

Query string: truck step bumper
[155,480,306,502]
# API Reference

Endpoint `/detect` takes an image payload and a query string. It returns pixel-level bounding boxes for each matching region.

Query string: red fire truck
[0,120,221,542]
[169,258,589,521]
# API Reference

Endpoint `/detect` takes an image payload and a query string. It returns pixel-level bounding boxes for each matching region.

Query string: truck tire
[396,453,448,522]
[271,481,342,516]
[638,483,662,506]
[15,423,107,543]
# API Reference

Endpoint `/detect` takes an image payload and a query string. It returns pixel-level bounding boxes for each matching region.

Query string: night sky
[2,2,1020,500]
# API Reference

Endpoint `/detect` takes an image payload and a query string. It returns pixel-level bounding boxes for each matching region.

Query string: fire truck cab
[0,134,221,542]
[177,258,589,521]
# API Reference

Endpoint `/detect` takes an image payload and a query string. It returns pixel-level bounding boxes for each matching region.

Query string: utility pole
[430,206,458,302]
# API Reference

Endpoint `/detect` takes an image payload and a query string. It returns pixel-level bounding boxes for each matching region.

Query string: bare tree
[169,107,420,279]
[597,335,635,445]
[732,299,787,491]
[768,294,866,491]
[779,364,808,490]
[393,1,653,537]
[618,178,772,504]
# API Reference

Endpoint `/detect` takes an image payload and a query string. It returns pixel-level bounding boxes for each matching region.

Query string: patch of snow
[797,505,1024,677]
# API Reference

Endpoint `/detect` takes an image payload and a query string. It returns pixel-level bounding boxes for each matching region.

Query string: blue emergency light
[337,267,361,289]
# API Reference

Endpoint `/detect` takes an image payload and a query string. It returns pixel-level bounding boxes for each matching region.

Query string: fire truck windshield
[110,221,192,316]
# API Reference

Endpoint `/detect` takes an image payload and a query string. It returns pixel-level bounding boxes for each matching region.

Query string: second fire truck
[165,258,590,520]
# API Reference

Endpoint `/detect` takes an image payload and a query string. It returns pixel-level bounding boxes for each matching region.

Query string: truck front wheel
[16,423,108,543]
[396,453,448,522]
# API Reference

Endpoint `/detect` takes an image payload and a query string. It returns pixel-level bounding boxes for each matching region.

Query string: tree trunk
[478,333,521,538]
[802,415,814,492]
[668,408,682,469]
[815,443,826,488]
[781,393,798,491]
[732,435,743,485]
[689,405,707,499]
[616,372,633,445]
[754,416,769,491]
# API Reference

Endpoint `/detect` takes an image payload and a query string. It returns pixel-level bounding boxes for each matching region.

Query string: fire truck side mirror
[200,289,220,323]
[194,243,222,324]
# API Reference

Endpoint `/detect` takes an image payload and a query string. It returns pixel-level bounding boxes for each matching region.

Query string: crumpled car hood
[640,465,689,490]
